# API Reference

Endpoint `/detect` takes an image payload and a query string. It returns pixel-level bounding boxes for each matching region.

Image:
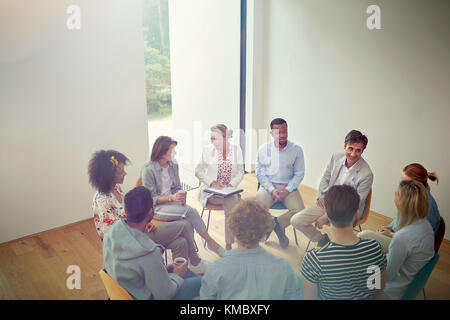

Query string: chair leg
[306,239,312,252]
[165,250,168,265]
[203,209,211,248]
[423,288,427,300]
[193,239,199,252]
[201,207,205,218]
[293,227,299,246]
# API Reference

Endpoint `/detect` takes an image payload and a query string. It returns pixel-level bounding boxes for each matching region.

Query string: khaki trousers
[291,204,327,242]
[357,230,392,252]
[147,219,196,260]
[256,183,305,230]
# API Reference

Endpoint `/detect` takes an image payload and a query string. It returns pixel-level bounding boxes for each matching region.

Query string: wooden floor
[1,173,449,300]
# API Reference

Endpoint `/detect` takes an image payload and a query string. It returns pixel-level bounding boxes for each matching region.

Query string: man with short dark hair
[292,130,373,246]
[102,186,201,300]
[300,185,386,300]
[256,118,305,248]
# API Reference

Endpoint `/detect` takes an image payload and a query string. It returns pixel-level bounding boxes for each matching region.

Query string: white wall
[0,0,149,243]
[260,0,450,238]
[168,0,241,186]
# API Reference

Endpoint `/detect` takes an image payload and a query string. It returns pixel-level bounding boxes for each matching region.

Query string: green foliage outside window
[142,0,172,119]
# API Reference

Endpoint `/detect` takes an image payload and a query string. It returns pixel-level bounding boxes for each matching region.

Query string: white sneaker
[207,244,226,257]
[188,259,208,275]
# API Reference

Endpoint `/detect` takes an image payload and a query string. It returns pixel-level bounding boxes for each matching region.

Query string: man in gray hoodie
[103,186,202,300]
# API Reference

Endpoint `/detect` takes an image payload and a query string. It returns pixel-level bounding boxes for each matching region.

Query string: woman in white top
[384,179,435,300]
[195,124,244,251]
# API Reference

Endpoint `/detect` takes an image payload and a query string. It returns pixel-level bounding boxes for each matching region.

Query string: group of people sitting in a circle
[88,118,441,300]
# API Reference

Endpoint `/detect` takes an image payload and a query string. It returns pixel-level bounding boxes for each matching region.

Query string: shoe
[188,259,208,275]
[265,216,276,241]
[317,233,330,247]
[207,244,226,257]
[273,218,289,249]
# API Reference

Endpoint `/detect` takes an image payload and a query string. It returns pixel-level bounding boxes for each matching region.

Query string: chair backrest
[99,269,133,300]
[434,217,445,253]
[401,254,439,300]
[136,178,142,187]
[357,188,372,225]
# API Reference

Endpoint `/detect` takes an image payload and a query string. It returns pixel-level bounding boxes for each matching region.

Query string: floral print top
[217,146,233,186]
[93,185,126,241]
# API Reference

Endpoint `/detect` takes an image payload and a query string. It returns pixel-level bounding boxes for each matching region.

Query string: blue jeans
[173,269,202,300]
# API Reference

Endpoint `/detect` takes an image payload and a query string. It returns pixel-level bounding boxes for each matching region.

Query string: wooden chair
[354,188,373,232]
[99,269,133,300]
[199,180,225,247]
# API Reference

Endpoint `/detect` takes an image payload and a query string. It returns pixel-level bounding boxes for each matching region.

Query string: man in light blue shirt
[256,118,305,248]
[200,199,301,300]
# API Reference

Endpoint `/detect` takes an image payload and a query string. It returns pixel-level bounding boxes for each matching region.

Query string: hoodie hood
[103,219,162,261]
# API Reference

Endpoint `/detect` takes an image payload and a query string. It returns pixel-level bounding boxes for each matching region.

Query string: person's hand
[277,189,289,201]
[172,260,188,278]
[377,225,388,233]
[271,189,281,202]
[165,264,174,273]
[210,181,223,189]
[146,223,157,233]
[173,191,187,205]
[314,214,329,229]
[378,227,394,238]
[316,198,326,210]
[225,184,233,188]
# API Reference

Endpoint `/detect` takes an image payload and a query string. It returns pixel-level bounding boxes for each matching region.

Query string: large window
[142,0,172,120]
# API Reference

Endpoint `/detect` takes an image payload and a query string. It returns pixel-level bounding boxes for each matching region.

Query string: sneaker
[207,244,226,257]
[317,233,330,247]
[188,259,208,275]
[273,218,289,249]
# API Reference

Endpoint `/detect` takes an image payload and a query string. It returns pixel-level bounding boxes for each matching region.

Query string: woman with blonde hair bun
[195,124,244,251]
[358,163,441,251]
[384,179,435,299]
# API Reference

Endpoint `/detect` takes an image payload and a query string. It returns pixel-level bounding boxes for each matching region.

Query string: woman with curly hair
[88,149,207,274]
[199,198,301,300]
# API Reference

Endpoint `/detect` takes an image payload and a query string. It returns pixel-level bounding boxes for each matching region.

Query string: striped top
[301,238,387,300]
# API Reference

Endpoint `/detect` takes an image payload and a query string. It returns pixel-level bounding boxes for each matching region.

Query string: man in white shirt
[291,130,373,247]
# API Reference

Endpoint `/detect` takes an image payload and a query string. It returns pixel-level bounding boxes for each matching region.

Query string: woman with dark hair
[141,136,226,258]
[89,149,207,274]
[89,150,129,240]
[358,163,441,251]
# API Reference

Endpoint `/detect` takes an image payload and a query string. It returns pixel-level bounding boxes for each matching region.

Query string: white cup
[173,257,187,266]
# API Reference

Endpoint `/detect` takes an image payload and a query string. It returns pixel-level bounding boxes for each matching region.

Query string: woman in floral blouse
[88,149,208,274]
[89,150,129,240]
[195,124,244,251]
